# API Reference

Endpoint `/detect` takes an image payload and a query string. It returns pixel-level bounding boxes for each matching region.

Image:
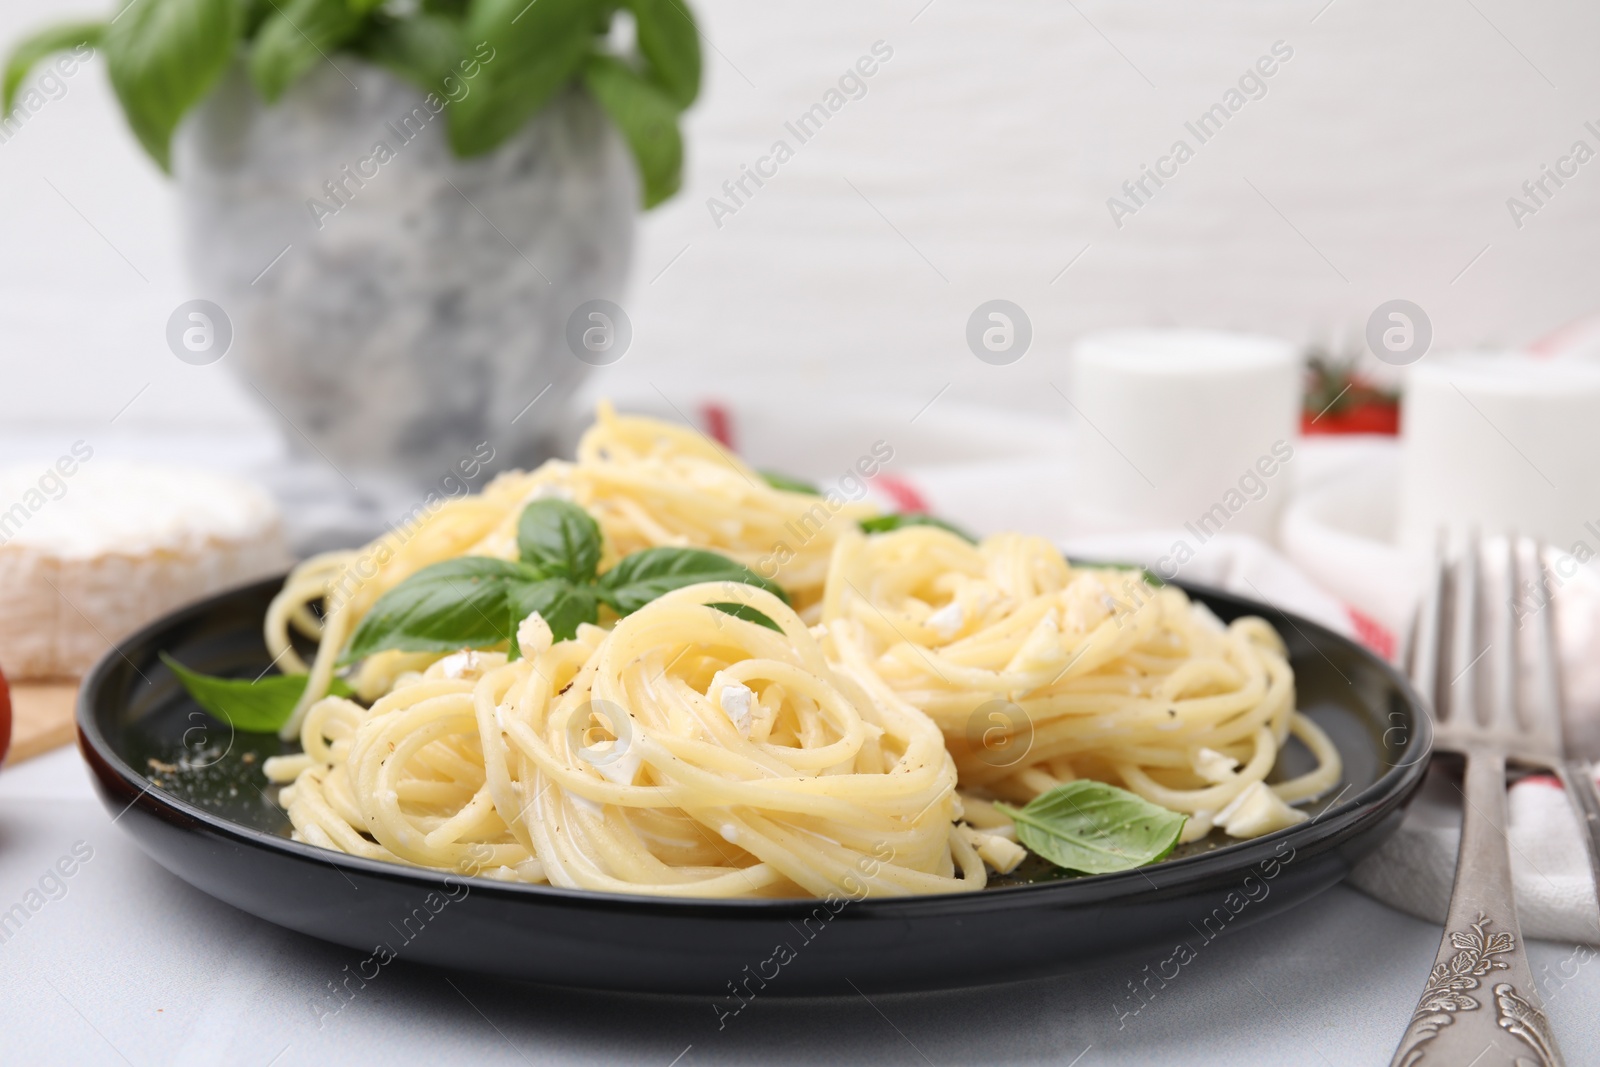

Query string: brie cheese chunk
[0,460,287,679]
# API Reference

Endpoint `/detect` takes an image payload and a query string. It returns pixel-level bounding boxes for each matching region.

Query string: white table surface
[3,745,1598,1067]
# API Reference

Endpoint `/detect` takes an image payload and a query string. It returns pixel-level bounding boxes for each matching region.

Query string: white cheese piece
[585,739,642,786]
[964,827,1027,874]
[718,680,755,737]
[1007,609,1065,671]
[0,460,287,679]
[425,651,507,682]
[1215,782,1307,838]
[434,650,483,680]
[517,611,554,656]
[1179,810,1216,843]
[1194,747,1240,784]
[980,835,1027,874]
[925,599,965,639]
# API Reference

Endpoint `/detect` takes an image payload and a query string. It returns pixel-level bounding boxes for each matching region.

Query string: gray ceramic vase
[174,61,636,504]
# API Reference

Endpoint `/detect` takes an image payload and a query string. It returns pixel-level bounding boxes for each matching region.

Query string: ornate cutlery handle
[1390,753,1563,1067]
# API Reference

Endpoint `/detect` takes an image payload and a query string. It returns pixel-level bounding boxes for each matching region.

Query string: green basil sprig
[624,0,699,109]
[447,0,594,156]
[758,470,821,496]
[350,13,466,99]
[996,781,1187,875]
[103,0,241,170]
[859,513,977,544]
[341,556,544,663]
[166,499,783,728]
[162,653,353,733]
[593,546,783,616]
[3,21,101,113]
[580,53,683,206]
[343,498,786,663]
[6,0,700,204]
[249,0,374,103]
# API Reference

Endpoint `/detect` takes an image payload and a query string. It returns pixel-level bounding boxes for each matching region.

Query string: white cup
[1399,353,1600,552]
[1068,329,1300,541]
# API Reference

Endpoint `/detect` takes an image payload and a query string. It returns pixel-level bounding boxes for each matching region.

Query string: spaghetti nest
[267,583,984,899]
[820,526,1340,842]
[265,403,876,738]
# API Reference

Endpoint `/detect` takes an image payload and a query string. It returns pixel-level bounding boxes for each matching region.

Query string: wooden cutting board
[5,681,79,765]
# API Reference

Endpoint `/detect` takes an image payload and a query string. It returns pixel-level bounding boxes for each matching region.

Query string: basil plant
[3,0,699,206]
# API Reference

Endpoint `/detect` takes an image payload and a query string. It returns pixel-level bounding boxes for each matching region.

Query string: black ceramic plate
[78,575,1429,995]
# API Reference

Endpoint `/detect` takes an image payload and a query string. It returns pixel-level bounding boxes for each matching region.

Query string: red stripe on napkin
[700,402,735,450]
[1347,607,1397,662]
[875,476,929,514]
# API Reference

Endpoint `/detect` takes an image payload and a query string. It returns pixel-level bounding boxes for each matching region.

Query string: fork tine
[1529,540,1566,749]
[1448,530,1482,726]
[1408,531,1446,710]
[1489,534,1519,732]
[1524,542,1600,913]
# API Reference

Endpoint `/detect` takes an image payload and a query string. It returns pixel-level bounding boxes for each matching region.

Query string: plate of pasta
[77,405,1429,994]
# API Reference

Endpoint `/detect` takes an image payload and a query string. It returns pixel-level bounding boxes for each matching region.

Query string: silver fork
[1523,548,1600,905]
[1389,534,1564,1067]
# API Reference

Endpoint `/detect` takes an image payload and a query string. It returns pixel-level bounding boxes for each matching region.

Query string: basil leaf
[859,513,976,544]
[997,781,1186,875]
[248,0,370,103]
[242,0,276,37]
[759,470,820,496]
[3,20,102,114]
[103,0,241,171]
[352,13,464,97]
[161,654,353,733]
[448,0,593,156]
[706,602,782,632]
[507,577,598,652]
[597,547,787,616]
[517,498,602,582]
[582,53,683,207]
[622,0,699,108]
[342,556,535,663]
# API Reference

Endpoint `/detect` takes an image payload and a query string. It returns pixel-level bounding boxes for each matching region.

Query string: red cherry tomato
[1300,401,1401,436]
[0,666,10,767]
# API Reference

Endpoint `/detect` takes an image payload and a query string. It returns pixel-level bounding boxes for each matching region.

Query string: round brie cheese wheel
[0,458,289,679]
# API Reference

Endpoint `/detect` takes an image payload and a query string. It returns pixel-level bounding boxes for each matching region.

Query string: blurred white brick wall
[2,0,1597,438]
